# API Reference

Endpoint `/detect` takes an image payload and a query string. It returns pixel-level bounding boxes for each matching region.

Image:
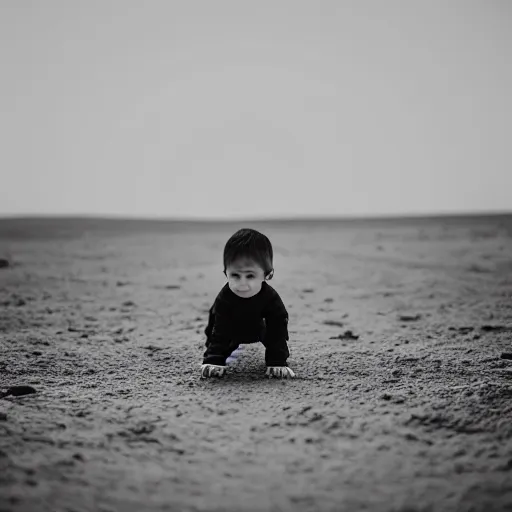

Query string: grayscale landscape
[1,214,511,512]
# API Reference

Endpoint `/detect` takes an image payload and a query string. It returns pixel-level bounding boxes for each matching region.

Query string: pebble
[500,352,512,360]
[481,324,506,332]
[0,258,9,269]
[323,320,345,327]
[0,385,37,398]
[329,330,359,340]
[398,314,422,322]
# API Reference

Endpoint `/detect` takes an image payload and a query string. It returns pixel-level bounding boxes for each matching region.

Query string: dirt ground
[1,215,512,512]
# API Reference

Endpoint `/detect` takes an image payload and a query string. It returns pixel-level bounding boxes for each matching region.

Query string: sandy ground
[1,215,512,512]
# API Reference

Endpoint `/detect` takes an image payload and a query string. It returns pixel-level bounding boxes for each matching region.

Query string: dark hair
[223,228,274,279]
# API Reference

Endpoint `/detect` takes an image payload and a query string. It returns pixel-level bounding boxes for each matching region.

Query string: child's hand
[201,364,226,378]
[265,366,296,378]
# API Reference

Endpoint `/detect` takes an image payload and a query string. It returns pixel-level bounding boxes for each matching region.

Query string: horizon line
[0,209,511,223]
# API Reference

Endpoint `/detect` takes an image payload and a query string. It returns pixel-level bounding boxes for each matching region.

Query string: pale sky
[1,1,511,219]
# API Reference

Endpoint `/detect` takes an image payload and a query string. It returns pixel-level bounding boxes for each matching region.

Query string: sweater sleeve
[261,288,290,367]
[202,294,234,366]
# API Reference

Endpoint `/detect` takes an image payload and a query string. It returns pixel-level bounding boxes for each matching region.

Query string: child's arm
[202,300,233,367]
[262,290,294,376]
[263,313,290,366]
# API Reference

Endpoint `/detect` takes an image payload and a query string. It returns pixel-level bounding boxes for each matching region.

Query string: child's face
[225,259,266,298]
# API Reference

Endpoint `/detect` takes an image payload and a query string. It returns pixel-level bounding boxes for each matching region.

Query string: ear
[266,269,274,280]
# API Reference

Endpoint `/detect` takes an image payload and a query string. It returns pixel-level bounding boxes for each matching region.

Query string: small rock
[381,392,392,401]
[143,345,163,352]
[329,330,359,340]
[398,314,422,322]
[0,412,7,421]
[481,324,506,332]
[1,385,37,398]
[130,423,155,436]
[0,258,9,269]
[501,352,512,360]
[323,320,345,327]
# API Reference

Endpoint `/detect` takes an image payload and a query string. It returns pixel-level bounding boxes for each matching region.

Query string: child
[201,228,295,379]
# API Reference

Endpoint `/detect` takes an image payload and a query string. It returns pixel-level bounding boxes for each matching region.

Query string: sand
[1,215,511,512]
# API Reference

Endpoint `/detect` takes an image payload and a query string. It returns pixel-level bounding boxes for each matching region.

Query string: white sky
[1,0,511,219]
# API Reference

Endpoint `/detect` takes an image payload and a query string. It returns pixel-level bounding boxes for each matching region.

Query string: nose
[237,277,250,290]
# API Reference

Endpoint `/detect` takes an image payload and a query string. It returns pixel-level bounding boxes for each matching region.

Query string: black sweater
[202,282,290,367]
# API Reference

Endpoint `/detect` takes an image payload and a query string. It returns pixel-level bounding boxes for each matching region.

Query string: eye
[231,273,240,279]
[247,275,255,279]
